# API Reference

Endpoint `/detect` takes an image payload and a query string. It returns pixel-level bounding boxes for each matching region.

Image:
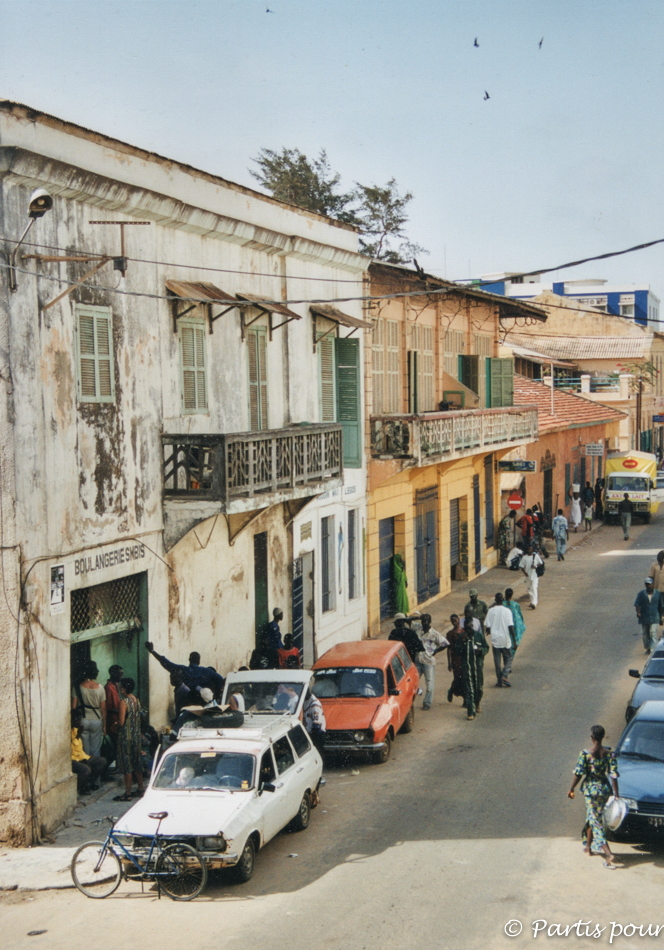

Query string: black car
[614,700,664,836]
[625,639,664,722]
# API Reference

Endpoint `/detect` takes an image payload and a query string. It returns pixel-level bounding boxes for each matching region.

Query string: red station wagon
[311,640,419,763]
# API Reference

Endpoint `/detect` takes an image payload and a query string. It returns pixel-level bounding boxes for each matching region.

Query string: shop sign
[584,443,604,456]
[499,460,536,472]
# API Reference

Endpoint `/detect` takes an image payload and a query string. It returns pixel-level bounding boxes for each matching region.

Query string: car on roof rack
[113,674,322,883]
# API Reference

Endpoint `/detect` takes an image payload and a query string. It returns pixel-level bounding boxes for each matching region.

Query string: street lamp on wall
[8,189,53,292]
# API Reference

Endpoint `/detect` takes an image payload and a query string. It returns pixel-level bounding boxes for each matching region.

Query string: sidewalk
[0,522,602,893]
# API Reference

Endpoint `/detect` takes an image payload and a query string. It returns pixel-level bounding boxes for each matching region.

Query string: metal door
[254,532,268,641]
[379,517,395,619]
[450,499,460,577]
[543,469,553,524]
[415,486,440,602]
[473,475,481,574]
[292,552,315,667]
[484,455,494,545]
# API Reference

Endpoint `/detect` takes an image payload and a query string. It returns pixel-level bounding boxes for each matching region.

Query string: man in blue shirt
[634,579,664,654]
[266,608,284,651]
[145,642,224,695]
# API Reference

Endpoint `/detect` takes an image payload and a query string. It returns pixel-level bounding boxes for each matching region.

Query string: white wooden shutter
[421,325,434,410]
[247,327,268,430]
[372,319,384,415]
[318,336,336,423]
[76,305,115,403]
[385,319,400,413]
[179,320,207,413]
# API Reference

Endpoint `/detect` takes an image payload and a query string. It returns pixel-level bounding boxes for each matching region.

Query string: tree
[248,147,355,221]
[249,149,426,264]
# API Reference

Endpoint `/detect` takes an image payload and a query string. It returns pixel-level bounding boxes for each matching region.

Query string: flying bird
[266,6,274,11]
[538,37,544,48]
[484,90,490,100]
[474,37,479,47]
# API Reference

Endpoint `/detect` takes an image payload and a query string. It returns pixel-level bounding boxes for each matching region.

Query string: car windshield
[312,667,385,698]
[617,721,664,762]
[644,654,664,678]
[607,475,649,492]
[154,751,255,790]
[232,680,304,715]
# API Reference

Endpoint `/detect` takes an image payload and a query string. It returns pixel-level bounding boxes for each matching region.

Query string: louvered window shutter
[76,305,115,403]
[335,337,361,468]
[385,319,400,412]
[372,319,384,415]
[247,327,268,430]
[318,336,336,423]
[489,358,514,408]
[421,326,434,410]
[179,320,207,413]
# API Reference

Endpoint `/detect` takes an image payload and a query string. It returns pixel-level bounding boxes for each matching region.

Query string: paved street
[4,515,664,949]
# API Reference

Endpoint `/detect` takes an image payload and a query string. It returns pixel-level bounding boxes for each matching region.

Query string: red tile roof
[513,375,626,434]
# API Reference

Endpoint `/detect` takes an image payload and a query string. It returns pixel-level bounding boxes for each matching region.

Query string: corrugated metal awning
[165,279,236,304]
[235,293,302,321]
[310,303,372,330]
[500,473,524,492]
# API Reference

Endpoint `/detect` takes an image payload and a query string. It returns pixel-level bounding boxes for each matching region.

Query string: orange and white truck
[603,450,657,524]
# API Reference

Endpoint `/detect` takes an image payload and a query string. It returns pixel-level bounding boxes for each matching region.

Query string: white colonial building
[0,101,367,843]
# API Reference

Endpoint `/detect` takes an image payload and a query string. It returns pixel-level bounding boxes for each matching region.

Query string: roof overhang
[310,303,372,351]
[236,293,302,341]
[166,279,238,333]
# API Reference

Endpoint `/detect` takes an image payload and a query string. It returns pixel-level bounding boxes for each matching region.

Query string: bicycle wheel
[156,843,207,901]
[71,841,122,898]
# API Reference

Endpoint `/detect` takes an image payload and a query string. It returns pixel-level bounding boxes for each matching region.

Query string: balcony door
[415,486,440,602]
[292,552,315,667]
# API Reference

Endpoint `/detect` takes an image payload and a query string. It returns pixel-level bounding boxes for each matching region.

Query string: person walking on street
[504,588,525,656]
[417,613,449,710]
[484,593,515,688]
[464,589,489,632]
[446,614,465,704]
[520,544,543,610]
[594,478,604,520]
[568,724,620,868]
[114,676,145,802]
[552,508,569,561]
[266,608,285,651]
[453,609,488,721]
[104,664,123,767]
[583,481,594,510]
[568,484,582,533]
[516,509,534,545]
[498,511,516,565]
[388,612,425,663]
[648,550,664,592]
[583,500,593,531]
[634,578,664,653]
[619,493,633,540]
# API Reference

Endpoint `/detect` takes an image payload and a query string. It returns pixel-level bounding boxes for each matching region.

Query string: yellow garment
[71,728,90,762]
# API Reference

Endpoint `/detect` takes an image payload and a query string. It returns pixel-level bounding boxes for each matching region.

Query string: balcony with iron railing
[547,373,631,402]
[162,424,343,548]
[370,405,539,466]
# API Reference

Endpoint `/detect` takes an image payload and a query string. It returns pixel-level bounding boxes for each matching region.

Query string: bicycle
[70,811,207,901]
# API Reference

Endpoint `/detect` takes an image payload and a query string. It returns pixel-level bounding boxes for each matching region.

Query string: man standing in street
[520,544,543,610]
[619,492,633,540]
[634,578,664,654]
[389,612,425,663]
[552,508,569,561]
[417,613,449,710]
[104,664,123,767]
[266,607,285,651]
[485,593,516,688]
[505,588,525,656]
[648,550,664,592]
[464,589,489,632]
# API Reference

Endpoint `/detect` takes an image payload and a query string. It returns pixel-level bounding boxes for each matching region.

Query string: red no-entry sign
[507,492,524,510]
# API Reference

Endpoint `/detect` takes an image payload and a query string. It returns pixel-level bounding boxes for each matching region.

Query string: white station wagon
[113,671,322,882]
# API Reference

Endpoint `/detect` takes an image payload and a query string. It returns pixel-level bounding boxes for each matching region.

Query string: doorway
[450,499,460,580]
[378,517,395,619]
[473,474,481,574]
[254,532,269,641]
[543,469,553,524]
[292,552,315,667]
[415,486,440,602]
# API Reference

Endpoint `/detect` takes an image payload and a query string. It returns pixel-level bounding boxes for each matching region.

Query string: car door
[397,645,419,705]
[257,748,285,843]
[288,724,322,795]
[388,653,407,729]
[271,734,300,828]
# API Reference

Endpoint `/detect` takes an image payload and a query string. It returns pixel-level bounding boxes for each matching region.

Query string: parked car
[114,676,322,883]
[612,700,664,837]
[625,639,664,722]
[221,669,312,721]
[311,639,419,764]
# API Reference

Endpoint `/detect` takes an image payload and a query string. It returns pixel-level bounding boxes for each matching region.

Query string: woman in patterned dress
[568,725,620,868]
[114,677,145,802]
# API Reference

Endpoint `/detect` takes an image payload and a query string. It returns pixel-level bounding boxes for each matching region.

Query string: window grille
[71,575,141,640]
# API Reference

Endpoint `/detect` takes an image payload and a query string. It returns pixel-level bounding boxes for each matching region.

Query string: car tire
[289,791,311,832]
[233,837,255,884]
[373,732,392,764]
[400,703,415,734]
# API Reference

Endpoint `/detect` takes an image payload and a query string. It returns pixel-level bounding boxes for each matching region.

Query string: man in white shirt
[416,613,449,711]
[484,592,516,688]
[520,544,543,609]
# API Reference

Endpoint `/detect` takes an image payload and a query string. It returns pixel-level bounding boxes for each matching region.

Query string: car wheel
[373,732,392,764]
[400,703,415,734]
[233,837,255,884]
[289,791,311,832]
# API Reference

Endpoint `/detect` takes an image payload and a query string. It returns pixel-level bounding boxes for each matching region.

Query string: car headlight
[197,835,227,852]
[353,731,369,742]
[621,798,638,810]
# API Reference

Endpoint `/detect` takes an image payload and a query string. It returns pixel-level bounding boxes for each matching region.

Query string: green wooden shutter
[335,337,361,468]
[247,327,268,430]
[408,350,419,413]
[489,357,514,408]
[179,320,207,413]
[318,336,336,423]
[76,305,114,403]
[459,354,479,394]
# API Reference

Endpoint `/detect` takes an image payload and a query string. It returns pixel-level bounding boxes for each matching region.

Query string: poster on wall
[50,564,65,615]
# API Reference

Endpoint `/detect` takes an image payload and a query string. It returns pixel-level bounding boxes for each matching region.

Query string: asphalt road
[4,515,664,949]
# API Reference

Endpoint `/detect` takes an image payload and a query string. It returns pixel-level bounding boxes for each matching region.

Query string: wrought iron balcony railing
[163,424,343,507]
[370,406,538,463]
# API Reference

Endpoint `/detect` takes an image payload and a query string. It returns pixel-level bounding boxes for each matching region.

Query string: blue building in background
[474,275,660,328]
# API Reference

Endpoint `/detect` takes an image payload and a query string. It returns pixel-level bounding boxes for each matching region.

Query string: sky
[2,0,664,301]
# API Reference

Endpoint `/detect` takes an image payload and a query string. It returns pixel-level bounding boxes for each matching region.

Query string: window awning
[166,280,238,333]
[310,303,372,331]
[500,473,524,493]
[235,293,302,340]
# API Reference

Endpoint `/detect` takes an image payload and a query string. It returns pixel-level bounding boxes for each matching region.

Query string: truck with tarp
[603,450,657,524]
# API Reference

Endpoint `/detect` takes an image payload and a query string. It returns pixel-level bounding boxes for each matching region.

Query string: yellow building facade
[364,263,545,637]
